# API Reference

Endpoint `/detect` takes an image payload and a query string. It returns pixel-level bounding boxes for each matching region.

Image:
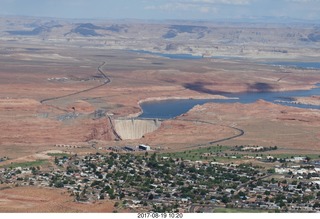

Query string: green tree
[313,202,320,208]
[120,193,125,200]
[54,181,64,188]
[221,195,230,204]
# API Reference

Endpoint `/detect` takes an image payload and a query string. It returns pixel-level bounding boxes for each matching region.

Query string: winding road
[40,62,110,104]
[40,61,245,145]
[175,118,245,148]
[40,62,124,141]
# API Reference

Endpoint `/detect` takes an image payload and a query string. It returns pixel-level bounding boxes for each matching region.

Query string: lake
[133,50,320,69]
[267,62,320,69]
[131,50,203,60]
[133,50,320,119]
[139,85,320,119]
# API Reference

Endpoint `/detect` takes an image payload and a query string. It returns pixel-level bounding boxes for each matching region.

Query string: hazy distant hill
[307,32,320,42]
[162,25,208,39]
[70,23,103,36]
[1,16,320,58]
[7,23,62,36]
[64,23,128,36]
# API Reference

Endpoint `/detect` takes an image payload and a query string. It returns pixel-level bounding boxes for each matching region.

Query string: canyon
[0,16,319,157]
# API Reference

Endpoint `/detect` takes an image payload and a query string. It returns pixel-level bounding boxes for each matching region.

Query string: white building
[139,144,151,151]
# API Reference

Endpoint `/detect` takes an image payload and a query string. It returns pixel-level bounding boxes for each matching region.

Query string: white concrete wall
[114,119,161,140]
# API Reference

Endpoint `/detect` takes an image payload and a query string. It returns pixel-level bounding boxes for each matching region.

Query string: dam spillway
[113,118,162,140]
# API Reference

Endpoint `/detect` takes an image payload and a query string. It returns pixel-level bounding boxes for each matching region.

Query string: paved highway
[40,62,110,104]
[175,118,245,149]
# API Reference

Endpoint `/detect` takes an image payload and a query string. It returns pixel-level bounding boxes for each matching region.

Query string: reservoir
[139,86,320,119]
[133,50,320,69]
[134,51,320,119]
[131,50,203,60]
[267,62,320,69]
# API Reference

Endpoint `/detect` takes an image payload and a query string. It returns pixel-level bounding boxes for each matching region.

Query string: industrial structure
[139,144,151,151]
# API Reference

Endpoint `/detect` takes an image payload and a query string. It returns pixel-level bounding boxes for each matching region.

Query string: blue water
[132,50,320,119]
[132,50,320,69]
[268,62,320,69]
[131,50,203,60]
[139,86,320,119]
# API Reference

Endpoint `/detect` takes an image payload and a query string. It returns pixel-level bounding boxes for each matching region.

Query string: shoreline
[290,95,320,107]
[118,82,320,119]
[123,84,319,119]
[133,49,320,64]
[125,95,238,119]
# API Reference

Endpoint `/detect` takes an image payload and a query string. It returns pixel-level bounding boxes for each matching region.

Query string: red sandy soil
[0,48,319,158]
[0,186,115,213]
[141,119,236,150]
[109,100,320,153]
[66,100,95,113]
[0,98,115,158]
[1,20,320,213]
[180,100,320,152]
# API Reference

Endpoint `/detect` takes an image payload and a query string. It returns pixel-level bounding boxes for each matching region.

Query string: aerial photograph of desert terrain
[0,0,320,216]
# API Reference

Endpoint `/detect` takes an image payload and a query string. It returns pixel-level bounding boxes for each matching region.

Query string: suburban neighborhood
[1,148,320,213]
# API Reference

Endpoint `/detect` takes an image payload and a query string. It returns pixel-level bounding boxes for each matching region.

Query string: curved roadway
[40,62,123,141]
[174,118,244,148]
[40,62,110,104]
[40,61,244,146]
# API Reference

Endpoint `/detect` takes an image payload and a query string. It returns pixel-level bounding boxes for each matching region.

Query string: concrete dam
[113,119,162,140]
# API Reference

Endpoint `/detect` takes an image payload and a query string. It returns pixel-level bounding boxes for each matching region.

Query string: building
[139,144,151,151]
